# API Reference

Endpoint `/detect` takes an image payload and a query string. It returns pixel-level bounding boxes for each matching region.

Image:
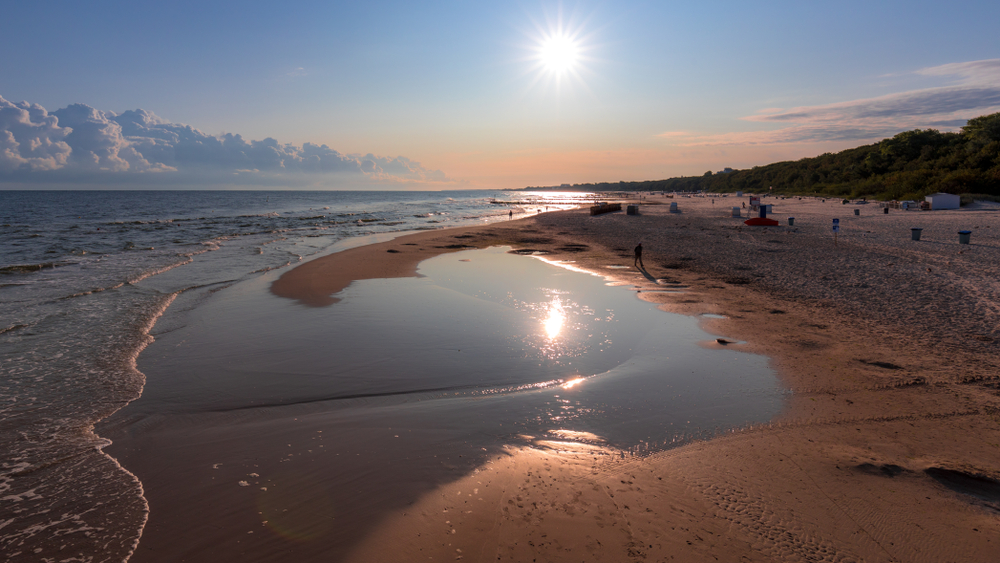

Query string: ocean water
[0,189,561,562]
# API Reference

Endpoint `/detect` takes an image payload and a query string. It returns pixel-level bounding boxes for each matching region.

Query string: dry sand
[273,195,1000,562]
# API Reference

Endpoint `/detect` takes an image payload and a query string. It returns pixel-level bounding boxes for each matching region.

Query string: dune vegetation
[532,112,1000,202]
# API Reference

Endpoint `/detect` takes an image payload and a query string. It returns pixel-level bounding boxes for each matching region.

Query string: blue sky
[2,0,999,189]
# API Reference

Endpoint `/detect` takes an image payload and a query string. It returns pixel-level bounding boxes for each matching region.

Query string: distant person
[742,202,746,209]
[634,243,644,269]
[509,210,513,220]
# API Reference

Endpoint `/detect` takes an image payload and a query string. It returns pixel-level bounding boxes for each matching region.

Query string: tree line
[526,112,1000,201]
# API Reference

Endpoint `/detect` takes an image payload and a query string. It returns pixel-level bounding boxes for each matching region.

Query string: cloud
[0,98,72,171]
[667,59,1000,147]
[0,95,449,187]
[654,131,690,138]
[915,59,1000,83]
[745,86,1000,124]
[50,103,169,173]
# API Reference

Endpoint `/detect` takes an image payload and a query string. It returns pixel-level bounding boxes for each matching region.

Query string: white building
[925,193,960,210]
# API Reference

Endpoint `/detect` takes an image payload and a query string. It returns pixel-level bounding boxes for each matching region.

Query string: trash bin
[883,207,889,214]
[670,202,678,212]
[731,207,741,218]
[911,228,922,241]
[854,208,860,216]
[627,204,639,215]
[788,217,795,226]
[958,230,971,244]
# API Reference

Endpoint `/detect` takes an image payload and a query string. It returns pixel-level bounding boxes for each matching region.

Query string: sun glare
[521,16,594,95]
[544,297,565,339]
[539,34,579,74]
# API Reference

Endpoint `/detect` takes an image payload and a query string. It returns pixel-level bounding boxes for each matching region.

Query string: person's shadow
[636,264,657,282]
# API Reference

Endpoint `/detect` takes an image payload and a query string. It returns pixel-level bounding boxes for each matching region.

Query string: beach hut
[925,193,960,210]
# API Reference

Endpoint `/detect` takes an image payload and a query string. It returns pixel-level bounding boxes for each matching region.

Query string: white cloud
[0,98,72,171]
[0,95,449,187]
[915,59,1000,84]
[664,59,1000,147]
[50,103,168,172]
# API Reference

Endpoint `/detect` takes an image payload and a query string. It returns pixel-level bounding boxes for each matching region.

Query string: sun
[538,33,579,74]
[518,12,596,95]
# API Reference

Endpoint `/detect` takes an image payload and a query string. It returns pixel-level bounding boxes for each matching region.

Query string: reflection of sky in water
[129,245,785,455]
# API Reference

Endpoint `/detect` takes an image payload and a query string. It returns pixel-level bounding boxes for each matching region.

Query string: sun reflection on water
[511,287,602,362]
[544,297,565,339]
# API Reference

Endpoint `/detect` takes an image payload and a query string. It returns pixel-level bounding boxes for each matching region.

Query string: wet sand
[107,196,1000,562]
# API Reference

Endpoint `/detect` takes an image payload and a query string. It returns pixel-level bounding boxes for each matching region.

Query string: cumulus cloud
[0,98,72,171]
[0,95,449,186]
[50,103,169,173]
[662,59,1000,147]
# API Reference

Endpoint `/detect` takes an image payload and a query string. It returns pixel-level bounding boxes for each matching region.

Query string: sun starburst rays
[516,13,597,99]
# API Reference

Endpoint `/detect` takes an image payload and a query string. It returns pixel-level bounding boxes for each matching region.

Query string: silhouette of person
[509,210,513,220]
[634,243,644,269]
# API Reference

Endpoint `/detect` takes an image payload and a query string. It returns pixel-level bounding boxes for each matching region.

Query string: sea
[0,189,582,561]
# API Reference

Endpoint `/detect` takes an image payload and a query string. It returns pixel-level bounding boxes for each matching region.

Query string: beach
[6,3,1000,561]
[99,194,1000,562]
[0,189,570,561]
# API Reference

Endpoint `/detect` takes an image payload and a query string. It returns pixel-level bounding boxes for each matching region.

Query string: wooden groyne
[590,203,621,216]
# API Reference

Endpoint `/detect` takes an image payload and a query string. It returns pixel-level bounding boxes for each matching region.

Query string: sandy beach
[105,195,1000,563]
[308,196,1000,562]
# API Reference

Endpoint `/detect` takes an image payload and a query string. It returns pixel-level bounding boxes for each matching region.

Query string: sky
[2,0,1000,190]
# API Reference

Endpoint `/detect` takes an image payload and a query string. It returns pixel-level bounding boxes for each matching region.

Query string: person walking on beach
[509,210,513,220]
[634,243,644,269]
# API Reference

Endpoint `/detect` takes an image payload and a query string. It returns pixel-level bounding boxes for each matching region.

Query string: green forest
[529,112,1000,202]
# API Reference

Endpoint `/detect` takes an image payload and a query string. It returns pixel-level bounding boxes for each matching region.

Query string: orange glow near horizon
[434,140,877,188]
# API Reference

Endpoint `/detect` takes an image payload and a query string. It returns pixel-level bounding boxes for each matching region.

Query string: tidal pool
[117,245,785,450]
[99,245,786,562]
